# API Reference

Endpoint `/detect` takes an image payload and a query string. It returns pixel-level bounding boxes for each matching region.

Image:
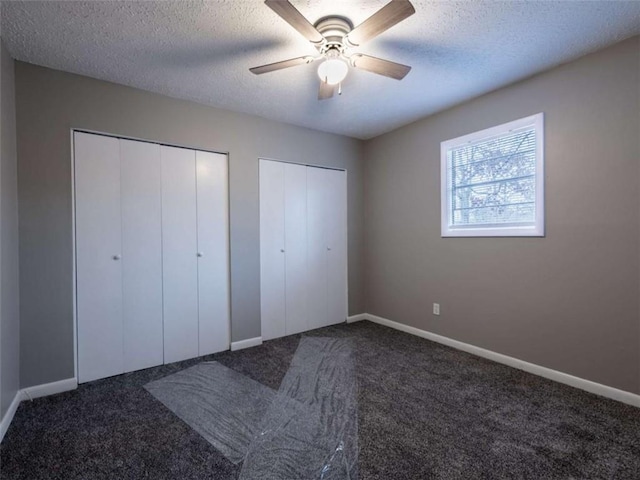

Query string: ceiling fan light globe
[317,58,348,85]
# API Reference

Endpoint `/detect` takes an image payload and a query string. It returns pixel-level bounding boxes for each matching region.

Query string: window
[441,113,544,237]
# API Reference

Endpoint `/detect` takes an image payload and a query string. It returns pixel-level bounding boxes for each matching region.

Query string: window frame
[440,112,545,237]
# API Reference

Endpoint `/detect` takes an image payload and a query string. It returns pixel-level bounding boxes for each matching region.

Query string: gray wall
[15,62,364,388]
[364,36,640,394]
[1,41,20,417]
[14,35,640,395]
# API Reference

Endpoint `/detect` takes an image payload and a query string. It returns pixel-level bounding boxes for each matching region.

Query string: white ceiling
[2,1,639,139]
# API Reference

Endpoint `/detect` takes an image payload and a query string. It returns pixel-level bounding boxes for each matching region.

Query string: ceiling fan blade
[350,54,411,80]
[345,0,415,46]
[265,0,324,44]
[318,81,335,100]
[250,56,316,75]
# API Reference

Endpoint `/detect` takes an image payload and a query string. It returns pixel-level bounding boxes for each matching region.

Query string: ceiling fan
[250,0,415,100]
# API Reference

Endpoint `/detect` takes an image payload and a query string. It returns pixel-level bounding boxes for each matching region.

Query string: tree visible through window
[441,113,544,237]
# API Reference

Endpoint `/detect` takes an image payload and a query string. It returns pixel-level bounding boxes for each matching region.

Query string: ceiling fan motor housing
[314,16,353,54]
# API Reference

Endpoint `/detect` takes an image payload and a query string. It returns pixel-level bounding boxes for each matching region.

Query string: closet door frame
[258,157,349,336]
[71,129,231,381]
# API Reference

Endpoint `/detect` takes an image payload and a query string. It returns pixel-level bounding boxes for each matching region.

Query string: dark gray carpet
[2,321,639,479]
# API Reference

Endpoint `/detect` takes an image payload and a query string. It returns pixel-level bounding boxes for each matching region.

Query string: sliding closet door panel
[284,163,308,335]
[196,151,230,355]
[120,140,163,372]
[325,169,348,326]
[306,167,329,330]
[162,146,199,363]
[259,160,286,341]
[75,132,124,383]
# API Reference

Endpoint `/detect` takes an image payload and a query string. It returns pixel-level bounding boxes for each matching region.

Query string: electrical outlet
[433,303,440,316]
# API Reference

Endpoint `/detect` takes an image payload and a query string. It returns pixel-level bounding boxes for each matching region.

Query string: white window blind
[441,113,544,237]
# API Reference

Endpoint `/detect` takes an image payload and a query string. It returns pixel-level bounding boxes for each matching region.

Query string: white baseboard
[21,377,78,401]
[346,314,367,323]
[231,336,263,351]
[0,391,22,443]
[0,377,77,443]
[358,313,640,408]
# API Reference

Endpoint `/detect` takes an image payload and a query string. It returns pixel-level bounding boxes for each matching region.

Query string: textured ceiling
[2,1,639,139]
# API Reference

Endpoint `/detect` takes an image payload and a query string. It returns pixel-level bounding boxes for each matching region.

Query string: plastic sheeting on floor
[239,337,358,480]
[144,361,275,464]
[145,337,358,479]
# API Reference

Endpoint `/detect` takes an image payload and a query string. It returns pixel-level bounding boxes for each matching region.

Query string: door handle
[197,252,204,257]
[112,254,121,261]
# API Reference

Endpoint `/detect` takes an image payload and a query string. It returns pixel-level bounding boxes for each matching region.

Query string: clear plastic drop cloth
[239,337,359,480]
[144,361,275,464]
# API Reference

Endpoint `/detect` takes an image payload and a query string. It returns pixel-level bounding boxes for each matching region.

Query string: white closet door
[306,167,329,330]
[284,163,308,335]
[196,151,230,355]
[259,159,286,341]
[75,132,124,383]
[325,169,348,326]
[162,146,199,363]
[120,140,163,372]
